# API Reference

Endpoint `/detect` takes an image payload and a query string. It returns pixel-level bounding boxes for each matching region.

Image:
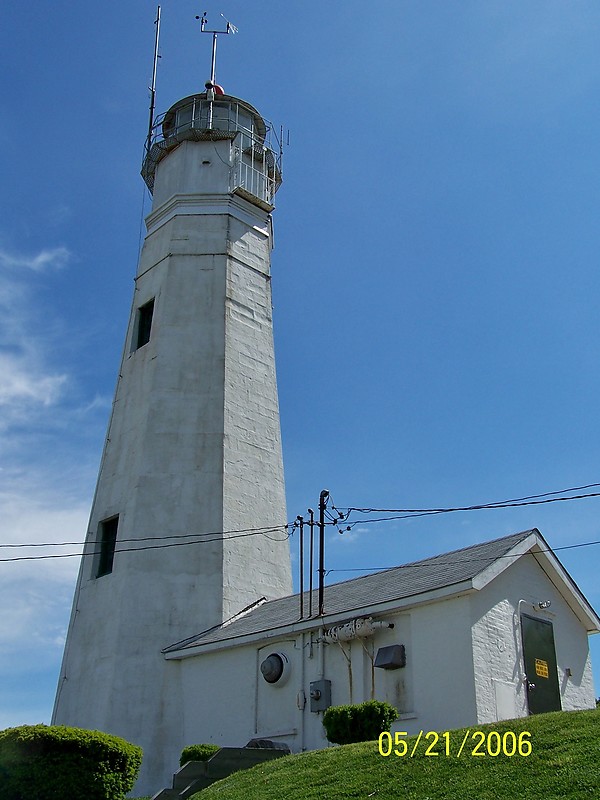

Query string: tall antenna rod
[146,5,162,156]
[318,490,329,617]
[196,12,237,127]
[308,508,315,617]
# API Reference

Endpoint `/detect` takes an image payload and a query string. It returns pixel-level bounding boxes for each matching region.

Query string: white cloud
[0,491,87,668]
[0,246,71,272]
[0,243,101,727]
[0,246,70,429]
[0,352,67,409]
[330,527,362,545]
[78,394,112,415]
[0,477,93,727]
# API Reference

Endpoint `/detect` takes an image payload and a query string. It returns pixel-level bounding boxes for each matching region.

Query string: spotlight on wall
[537,600,552,610]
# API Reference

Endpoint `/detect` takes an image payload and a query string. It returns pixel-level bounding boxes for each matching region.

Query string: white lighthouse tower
[53,22,292,794]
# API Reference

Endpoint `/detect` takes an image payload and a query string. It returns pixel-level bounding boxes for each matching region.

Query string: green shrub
[179,743,220,767]
[322,700,398,745]
[0,724,142,800]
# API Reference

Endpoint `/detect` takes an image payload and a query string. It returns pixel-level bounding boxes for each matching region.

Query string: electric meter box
[309,679,331,712]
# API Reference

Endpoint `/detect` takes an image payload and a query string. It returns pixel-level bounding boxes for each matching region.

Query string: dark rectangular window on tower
[96,515,119,578]
[135,298,155,349]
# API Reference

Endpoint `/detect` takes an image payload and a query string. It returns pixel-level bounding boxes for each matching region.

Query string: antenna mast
[196,11,237,126]
[146,5,162,156]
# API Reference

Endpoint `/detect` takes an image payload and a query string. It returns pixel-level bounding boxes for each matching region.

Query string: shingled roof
[163,529,539,655]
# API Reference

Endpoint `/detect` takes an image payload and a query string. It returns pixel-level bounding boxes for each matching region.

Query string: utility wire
[0,525,291,563]
[3,482,600,562]
[339,489,600,529]
[0,523,290,549]
[324,538,600,575]
[2,520,598,567]
[344,481,600,515]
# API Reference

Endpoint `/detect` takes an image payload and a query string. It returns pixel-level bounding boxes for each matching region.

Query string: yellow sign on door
[535,658,549,678]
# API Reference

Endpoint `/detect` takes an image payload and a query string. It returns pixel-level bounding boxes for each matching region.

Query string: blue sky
[1,1,599,729]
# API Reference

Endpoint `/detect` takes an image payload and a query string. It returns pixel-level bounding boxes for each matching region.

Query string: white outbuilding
[163,528,599,758]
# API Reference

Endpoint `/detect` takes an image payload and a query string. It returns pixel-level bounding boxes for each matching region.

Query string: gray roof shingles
[164,529,536,654]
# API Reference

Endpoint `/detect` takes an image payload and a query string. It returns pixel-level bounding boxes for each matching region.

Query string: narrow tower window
[96,516,119,578]
[135,298,155,349]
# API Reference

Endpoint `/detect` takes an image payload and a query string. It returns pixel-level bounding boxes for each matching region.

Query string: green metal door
[520,614,561,715]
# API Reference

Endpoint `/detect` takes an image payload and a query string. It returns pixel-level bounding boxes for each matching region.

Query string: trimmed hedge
[180,743,220,767]
[0,724,143,800]
[322,700,398,745]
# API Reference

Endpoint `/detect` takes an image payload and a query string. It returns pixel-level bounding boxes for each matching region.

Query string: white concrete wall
[177,597,478,758]
[53,129,291,797]
[470,554,596,723]
[178,633,320,755]
[175,555,597,766]
[222,219,291,612]
[181,646,263,750]
[399,596,478,733]
[152,139,234,208]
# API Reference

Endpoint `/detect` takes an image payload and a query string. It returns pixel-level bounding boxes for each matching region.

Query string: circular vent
[260,652,290,685]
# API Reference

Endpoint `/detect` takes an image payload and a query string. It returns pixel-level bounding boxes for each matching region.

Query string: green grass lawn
[189,707,600,800]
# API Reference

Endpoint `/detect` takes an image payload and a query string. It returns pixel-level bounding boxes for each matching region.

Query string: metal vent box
[374,644,406,670]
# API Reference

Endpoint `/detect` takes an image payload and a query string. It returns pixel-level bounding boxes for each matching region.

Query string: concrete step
[179,778,213,799]
[206,747,284,781]
[150,789,179,800]
[152,746,289,799]
[172,760,209,790]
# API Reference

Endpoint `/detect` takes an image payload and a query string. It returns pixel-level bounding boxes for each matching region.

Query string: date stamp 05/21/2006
[378,730,533,758]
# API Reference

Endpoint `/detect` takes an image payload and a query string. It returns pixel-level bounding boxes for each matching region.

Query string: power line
[0,525,291,563]
[338,487,600,530]
[324,538,600,575]
[3,481,600,563]
[0,523,291,550]
[343,482,600,515]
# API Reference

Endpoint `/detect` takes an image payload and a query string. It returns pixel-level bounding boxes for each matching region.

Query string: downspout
[516,599,529,686]
[299,631,306,751]
[254,648,260,734]
[319,626,326,679]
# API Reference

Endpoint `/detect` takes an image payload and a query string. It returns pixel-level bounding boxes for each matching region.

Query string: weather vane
[196,11,238,89]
